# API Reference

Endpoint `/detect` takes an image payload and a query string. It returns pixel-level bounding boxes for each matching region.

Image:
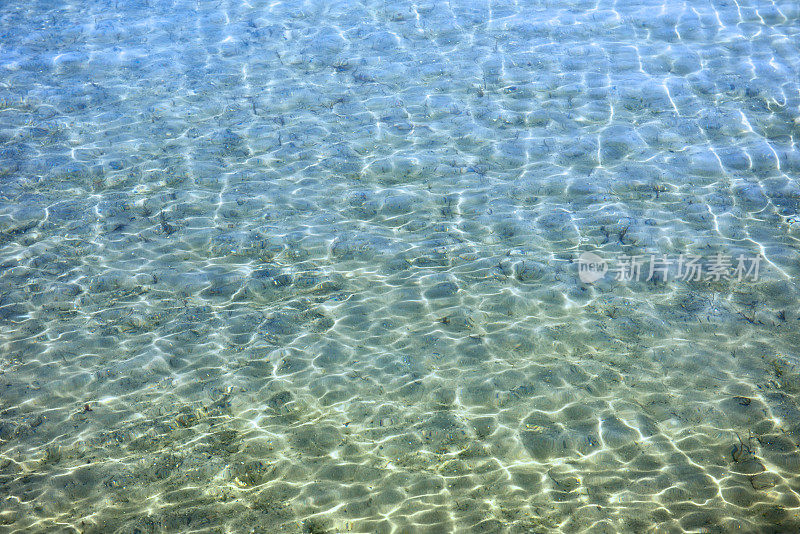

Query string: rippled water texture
[2,0,800,532]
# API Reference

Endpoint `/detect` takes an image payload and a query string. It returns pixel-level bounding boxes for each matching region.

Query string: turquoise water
[1,0,800,532]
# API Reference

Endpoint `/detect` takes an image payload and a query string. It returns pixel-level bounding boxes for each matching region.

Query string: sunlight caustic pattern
[1,0,800,532]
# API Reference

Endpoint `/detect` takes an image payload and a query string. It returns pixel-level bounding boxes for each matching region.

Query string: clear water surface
[1,0,800,532]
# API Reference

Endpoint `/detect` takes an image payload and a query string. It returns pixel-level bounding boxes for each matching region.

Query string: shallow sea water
[1,0,800,532]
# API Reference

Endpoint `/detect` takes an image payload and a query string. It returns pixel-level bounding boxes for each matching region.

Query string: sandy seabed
[2,0,800,532]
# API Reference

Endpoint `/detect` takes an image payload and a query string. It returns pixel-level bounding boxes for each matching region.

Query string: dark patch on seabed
[2,0,800,532]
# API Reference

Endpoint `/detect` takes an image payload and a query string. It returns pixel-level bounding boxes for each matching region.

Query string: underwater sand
[2,0,800,532]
